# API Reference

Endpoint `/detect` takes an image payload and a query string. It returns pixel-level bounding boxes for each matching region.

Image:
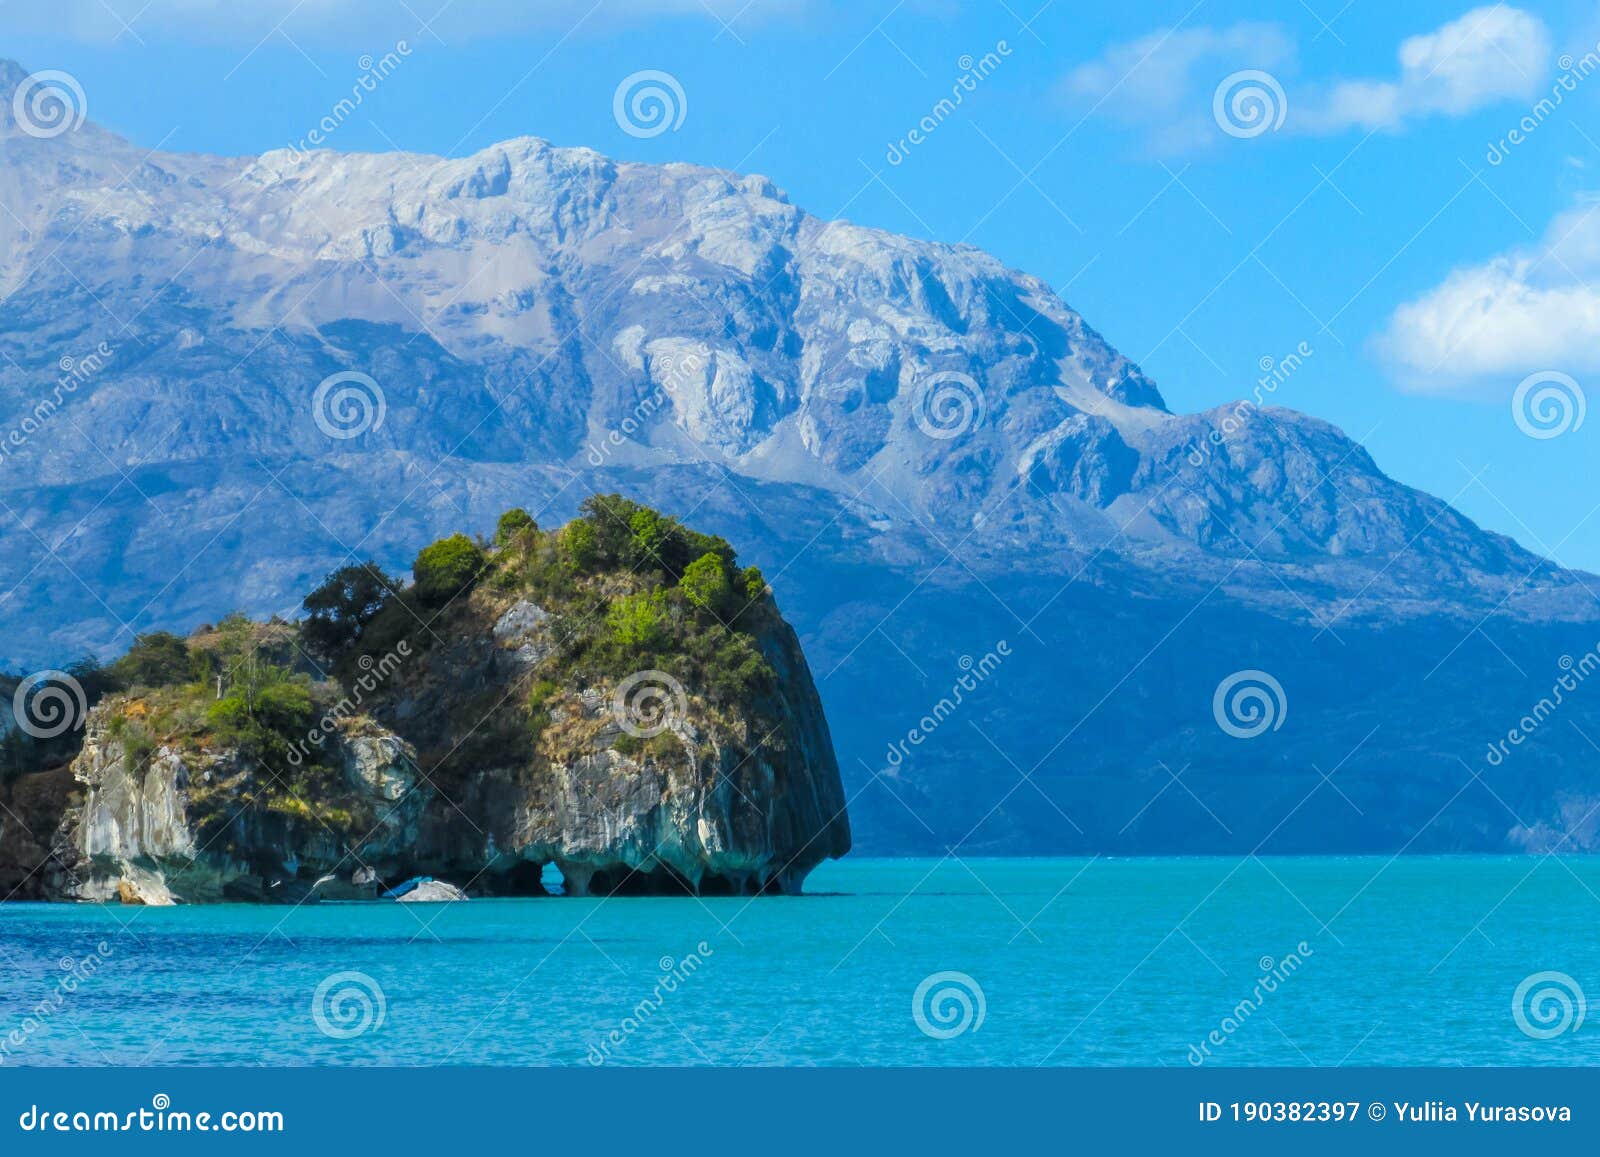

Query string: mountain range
[2,58,1597,855]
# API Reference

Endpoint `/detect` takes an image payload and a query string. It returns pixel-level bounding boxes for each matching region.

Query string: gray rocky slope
[1,59,1596,854]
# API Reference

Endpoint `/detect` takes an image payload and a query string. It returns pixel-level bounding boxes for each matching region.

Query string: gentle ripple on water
[0,856,1596,1066]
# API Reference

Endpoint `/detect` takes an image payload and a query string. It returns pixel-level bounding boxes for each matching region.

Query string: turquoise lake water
[2,856,1597,1066]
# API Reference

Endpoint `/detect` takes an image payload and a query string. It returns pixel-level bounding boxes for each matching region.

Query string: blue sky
[7,0,1600,569]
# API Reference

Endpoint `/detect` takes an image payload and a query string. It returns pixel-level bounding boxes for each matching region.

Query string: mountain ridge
[1,61,1597,855]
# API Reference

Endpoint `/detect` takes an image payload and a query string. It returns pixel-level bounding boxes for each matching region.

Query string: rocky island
[0,496,851,902]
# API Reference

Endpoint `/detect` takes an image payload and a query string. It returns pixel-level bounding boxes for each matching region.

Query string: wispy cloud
[1059,23,1294,154]
[1300,5,1550,133]
[1377,196,1600,394]
[1063,5,1551,153]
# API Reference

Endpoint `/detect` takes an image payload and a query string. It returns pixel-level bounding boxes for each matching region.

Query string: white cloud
[1378,199,1600,393]
[1064,6,1551,151]
[1301,5,1550,132]
[1060,23,1295,153]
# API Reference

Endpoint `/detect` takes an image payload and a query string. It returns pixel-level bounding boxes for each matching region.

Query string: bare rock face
[490,619,849,898]
[59,706,427,903]
[3,59,1600,864]
[74,739,195,865]
[4,59,1591,678]
[492,599,555,668]
[389,587,851,898]
[39,505,852,902]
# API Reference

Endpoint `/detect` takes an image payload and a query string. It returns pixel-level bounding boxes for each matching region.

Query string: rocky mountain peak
[0,76,1591,667]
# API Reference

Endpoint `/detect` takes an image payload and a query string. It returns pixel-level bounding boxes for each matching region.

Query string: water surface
[1,856,1595,1066]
